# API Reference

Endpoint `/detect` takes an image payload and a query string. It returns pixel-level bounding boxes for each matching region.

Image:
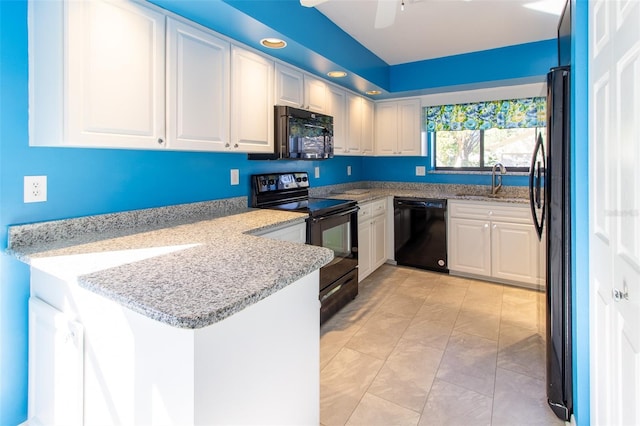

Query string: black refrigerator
[529,65,573,421]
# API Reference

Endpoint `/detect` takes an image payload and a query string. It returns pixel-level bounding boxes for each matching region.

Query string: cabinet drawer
[371,199,387,217]
[449,200,531,224]
[358,202,372,223]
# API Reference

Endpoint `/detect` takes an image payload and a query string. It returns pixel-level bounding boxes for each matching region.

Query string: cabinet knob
[484,223,489,229]
[157,138,164,145]
[492,224,497,230]
[234,143,239,148]
[225,143,230,148]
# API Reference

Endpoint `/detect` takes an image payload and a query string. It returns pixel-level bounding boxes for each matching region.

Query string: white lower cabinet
[358,198,387,282]
[28,297,84,426]
[27,267,319,425]
[448,200,544,288]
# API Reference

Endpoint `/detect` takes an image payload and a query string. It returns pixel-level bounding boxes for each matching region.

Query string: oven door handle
[309,206,359,223]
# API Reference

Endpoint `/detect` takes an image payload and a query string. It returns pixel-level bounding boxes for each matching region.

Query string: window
[426,97,546,172]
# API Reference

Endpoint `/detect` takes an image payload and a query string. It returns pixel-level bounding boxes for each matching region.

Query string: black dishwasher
[394,197,448,273]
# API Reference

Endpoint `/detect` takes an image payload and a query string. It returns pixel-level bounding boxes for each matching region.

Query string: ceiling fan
[300,0,403,29]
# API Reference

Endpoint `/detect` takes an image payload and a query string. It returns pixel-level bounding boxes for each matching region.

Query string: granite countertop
[318,185,529,205]
[7,199,333,329]
[6,185,527,330]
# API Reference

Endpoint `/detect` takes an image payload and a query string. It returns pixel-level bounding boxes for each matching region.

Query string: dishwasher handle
[394,198,447,210]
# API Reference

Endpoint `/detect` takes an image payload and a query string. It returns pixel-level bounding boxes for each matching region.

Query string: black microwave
[248,105,334,160]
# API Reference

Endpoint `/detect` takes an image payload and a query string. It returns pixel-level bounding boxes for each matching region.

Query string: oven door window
[322,222,351,257]
[309,209,358,287]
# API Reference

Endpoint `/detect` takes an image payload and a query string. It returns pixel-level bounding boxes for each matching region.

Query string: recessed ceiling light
[366,90,382,95]
[260,38,287,49]
[327,71,347,78]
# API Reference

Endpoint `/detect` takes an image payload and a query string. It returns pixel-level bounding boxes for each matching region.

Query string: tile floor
[320,264,566,426]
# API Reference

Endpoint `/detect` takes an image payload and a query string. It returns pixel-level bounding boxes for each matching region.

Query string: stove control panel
[253,172,309,193]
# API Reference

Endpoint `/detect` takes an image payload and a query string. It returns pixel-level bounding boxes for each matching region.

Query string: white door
[345,93,363,154]
[28,297,84,426]
[304,75,327,113]
[327,85,347,154]
[372,214,387,269]
[66,0,166,149]
[375,102,398,156]
[397,99,422,156]
[166,18,230,151]
[448,217,491,277]
[275,63,304,108]
[360,97,375,155]
[491,221,538,285]
[589,1,640,425]
[230,46,274,152]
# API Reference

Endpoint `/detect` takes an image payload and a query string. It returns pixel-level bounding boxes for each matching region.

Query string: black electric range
[251,172,359,323]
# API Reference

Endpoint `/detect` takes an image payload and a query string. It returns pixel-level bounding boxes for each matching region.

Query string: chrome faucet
[491,162,507,194]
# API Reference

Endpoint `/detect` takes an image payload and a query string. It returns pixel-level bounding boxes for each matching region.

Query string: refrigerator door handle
[529,133,546,240]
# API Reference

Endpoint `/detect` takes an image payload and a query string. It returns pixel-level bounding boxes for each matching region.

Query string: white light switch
[416,166,426,176]
[230,169,239,185]
[314,166,320,178]
[347,165,352,176]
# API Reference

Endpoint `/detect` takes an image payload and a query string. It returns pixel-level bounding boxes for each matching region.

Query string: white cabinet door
[372,213,387,270]
[327,85,347,155]
[361,97,375,155]
[491,221,539,285]
[375,98,421,156]
[28,297,84,426]
[345,92,363,155]
[397,99,422,155]
[66,0,166,149]
[166,18,230,151]
[448,217,491,277]
[304,75,327,113]
[358,222,372,281]
[374,102,397,155]
[275,63,304,108]
[230,46,274,153]
[275,64,326,113]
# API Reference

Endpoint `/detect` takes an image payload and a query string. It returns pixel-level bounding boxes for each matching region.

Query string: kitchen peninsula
[8,198,332,425]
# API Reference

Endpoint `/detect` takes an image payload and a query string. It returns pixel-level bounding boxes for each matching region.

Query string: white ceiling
[313,0,566,65]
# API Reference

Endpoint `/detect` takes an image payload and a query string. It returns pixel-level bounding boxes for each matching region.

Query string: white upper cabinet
[375,98,422,156]
[304,75,327,113]
[65,0,167,149]
[166,18,230,151]
[342,92,373,155]
[230,46,274,153]
[361,97,375,155]
[274,63,327,113]
[326,84,346,153]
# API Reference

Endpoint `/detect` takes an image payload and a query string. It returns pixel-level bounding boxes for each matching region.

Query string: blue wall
[0,0,557,424]
[571,0,590,424]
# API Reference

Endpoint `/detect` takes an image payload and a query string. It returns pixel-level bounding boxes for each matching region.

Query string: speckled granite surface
[7,185,526,329]
[7,199,332,329]
[310,182,528,204]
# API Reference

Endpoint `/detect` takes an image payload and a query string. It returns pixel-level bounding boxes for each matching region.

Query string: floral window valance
[425,97,546,132]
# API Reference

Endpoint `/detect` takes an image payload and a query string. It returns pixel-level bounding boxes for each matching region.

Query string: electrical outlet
[24,175,47,203]
[230,169,239,186]
[347,165,352,176]
[416,166,426,176]
[314,166,320,179]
